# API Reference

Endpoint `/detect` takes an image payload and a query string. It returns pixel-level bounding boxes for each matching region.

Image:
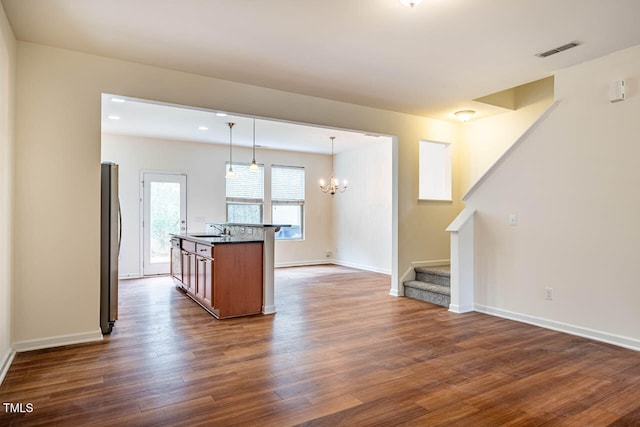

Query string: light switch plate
[509,214,518,226]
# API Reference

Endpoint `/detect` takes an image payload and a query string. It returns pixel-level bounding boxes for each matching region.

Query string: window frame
[225,162,265,224]
[271,165,305,241]
[418,140,452,201]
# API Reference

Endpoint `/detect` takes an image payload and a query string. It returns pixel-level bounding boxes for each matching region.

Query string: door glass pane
[150,182,180,263]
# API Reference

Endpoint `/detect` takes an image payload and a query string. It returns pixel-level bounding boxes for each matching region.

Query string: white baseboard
[0,348,15,386]
[389,288,403,297]
[411,259,450,269]
[12,329,104,353]
[262,305,276,315]
[332,259,391,275]
[449,304,474,314]
[119,272,142,279]
[475,304,640,352]
[275,259,331,268]
[276,259,392,276]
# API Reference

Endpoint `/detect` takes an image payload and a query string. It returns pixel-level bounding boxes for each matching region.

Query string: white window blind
[272,165,305,202]
[225,162,264,201]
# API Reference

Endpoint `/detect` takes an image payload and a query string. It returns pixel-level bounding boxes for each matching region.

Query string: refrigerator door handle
[118,201,122,257]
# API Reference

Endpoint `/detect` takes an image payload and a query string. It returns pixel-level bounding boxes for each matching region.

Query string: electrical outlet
[544,287,553,300]
[247,228,253,235]
[509,214,518,226]
[325,250,331,258]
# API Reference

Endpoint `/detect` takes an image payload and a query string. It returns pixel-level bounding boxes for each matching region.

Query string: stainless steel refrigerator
[101,162,120,334]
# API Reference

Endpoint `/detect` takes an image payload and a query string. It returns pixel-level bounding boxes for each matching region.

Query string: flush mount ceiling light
[225,122,236,179]
[454,110,475,122]
[198,125,208,130]
[400,0,423,7]
[107,115,120,120]
[319,137,348,196]
[110,97,126,103]
[215,112,228,117]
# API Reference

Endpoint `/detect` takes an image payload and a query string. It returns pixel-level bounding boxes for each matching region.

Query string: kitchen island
[170,223,285,319]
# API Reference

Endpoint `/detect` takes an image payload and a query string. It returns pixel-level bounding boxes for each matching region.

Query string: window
[418,140,452,201]
[225,162,264,223]
[271,165,305,240]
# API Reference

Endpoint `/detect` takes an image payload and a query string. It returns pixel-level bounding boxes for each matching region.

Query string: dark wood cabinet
[171,237,263,319]
[196,255,212,306]
[212,242,263,318]
[170,238,182,282]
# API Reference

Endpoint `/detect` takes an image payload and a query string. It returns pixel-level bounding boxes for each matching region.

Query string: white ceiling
[5,0,640,124]
[101,94,389,154]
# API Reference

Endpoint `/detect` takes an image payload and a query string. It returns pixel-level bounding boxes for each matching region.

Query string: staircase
[403,266,450,308]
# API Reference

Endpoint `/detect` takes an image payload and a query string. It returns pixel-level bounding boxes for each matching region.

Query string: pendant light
[319,136,348,196]
[249,118,259,172]
[225,122,236,179]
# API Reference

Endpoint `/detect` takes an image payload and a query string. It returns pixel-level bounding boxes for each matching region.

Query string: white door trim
[140,170,187,276]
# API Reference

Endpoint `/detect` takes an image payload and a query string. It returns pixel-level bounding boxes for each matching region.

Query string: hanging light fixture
[249,118,259,172]
[319,136,348,196]
[225,122,236,179]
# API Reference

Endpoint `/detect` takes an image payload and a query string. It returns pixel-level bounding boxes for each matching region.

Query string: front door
[142,173,187,276]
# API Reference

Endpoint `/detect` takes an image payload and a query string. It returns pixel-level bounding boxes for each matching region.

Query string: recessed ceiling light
[110,97,126,103]
[108,115,120,120]
[215,112,228,117]
[198,126,208,130]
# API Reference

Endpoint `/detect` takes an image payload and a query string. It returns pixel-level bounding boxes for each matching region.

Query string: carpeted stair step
[414,266,450,287]
[403,280,450,308]
[404,265,451,308]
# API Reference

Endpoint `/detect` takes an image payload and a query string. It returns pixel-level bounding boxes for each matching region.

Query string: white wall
[101,133,333,276]
[0,4,15,379]
[13,42,459,347]
[333,142,393,274]
[466,45,640,347]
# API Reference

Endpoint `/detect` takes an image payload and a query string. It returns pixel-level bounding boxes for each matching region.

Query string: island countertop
[170,233,262,246]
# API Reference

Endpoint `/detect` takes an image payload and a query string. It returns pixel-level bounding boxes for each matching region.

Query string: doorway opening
[142,172,187,276]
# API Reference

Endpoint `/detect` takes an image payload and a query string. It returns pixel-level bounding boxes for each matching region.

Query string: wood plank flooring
[1,265,639,426]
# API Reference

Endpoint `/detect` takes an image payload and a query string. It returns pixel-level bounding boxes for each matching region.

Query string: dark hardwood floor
[1,265,639,426]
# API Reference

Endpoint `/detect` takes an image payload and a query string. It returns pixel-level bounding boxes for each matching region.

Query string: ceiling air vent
[536,41,582,58]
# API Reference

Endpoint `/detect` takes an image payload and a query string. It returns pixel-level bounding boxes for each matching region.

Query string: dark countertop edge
[170,233,264,246]
[208,223,291,228]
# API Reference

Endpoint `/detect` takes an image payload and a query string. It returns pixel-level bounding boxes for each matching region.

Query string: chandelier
[319,136,348,196]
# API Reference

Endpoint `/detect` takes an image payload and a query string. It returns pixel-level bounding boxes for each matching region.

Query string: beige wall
[459,77,554,194]
[0,3,15,376]
[13,41,460,345]
[466,45,640,346]
[102,133,334,275]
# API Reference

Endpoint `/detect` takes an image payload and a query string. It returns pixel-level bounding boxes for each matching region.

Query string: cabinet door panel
[213,242,263,318]
[196,256,207,302]
[180,251,190,290]
[188,253,196,294]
